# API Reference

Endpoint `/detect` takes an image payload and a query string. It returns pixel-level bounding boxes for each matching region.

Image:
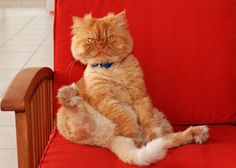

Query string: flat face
[71,12,133,65]
[54,0,236,124]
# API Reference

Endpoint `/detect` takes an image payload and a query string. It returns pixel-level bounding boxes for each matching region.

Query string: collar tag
[91,63,113,69]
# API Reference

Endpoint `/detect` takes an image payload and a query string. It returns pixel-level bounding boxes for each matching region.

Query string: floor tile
[0,39,7,46]
[5,38,43,46]
[0,8,18,18]
[12,35,46,41]
[23,25,52,31]
[0,80,11,93]
[0,53,32,59]
[19,29,49,36]
[0,58,26,69]
[0,68,20,80]
[12,8,42,16]
[1,18,30,25]
[0,29,18,37]
[25,58,53,68]
[31,53,53,60]
[36,46,53,54]
[0,111,15,126]
[0,32,16,41]
[0,44,38,53]
[0,126,17,148]
[0,149,17,168]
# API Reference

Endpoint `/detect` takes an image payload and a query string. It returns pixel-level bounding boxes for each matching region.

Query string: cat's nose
[97,42,105,49]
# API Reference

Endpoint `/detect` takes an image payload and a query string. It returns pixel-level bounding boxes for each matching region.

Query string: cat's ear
[72,16,83,28]
[115,10,128,28]
[72,13,92,28]
[84,13,92,20]
[116,10,126,21]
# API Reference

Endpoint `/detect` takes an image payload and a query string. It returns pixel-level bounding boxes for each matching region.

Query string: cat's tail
[108,136,167,166]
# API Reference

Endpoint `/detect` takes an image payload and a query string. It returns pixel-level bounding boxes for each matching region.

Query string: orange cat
[57,11,209,166]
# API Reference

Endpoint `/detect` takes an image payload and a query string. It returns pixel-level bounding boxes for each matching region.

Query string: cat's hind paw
[57,84,81,107]
[186,125,209,144]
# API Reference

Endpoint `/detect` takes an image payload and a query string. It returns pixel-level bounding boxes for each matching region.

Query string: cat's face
[71,11,133,65]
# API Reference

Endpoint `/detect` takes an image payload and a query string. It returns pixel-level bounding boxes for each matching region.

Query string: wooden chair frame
[1,67,54,168]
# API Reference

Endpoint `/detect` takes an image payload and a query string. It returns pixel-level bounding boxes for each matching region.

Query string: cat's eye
[106,35,114,42]
[87,38,95,44]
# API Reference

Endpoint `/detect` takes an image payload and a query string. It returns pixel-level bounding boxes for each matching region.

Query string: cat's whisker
[65,60,78,82]
[65,61,75,80]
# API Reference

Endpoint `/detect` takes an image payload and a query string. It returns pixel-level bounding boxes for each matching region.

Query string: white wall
[0,0,46,7]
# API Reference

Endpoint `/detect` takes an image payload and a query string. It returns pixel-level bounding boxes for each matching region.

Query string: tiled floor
[0,8,53,168]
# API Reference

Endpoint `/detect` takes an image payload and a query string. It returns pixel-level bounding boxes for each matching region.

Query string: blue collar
[91,62,113,69]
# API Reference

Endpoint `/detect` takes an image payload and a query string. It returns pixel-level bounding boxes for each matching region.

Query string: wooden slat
[30,94,36,168]
[25,78,54,168]
[45,80,49,145]
[50,80,54,130]
[15,112,30,168]
[43,81,46,151]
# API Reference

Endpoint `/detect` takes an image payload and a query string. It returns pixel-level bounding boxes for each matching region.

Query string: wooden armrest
[1,67,54,168]
[1,67,53,112]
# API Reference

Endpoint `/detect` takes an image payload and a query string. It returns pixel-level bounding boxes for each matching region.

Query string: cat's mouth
[94,50,111,57]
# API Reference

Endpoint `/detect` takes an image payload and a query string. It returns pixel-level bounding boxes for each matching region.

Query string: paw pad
[57,85,81,107]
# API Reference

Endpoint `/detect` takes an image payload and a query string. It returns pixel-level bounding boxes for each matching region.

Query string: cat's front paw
[57,84,81,107]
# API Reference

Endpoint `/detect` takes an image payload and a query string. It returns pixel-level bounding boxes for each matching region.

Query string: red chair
[1,0,236,167]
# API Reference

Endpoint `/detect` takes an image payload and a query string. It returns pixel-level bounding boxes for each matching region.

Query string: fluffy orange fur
[56,11,209,166]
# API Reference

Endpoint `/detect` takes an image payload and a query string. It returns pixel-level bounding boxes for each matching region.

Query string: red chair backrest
[54,0,236,125]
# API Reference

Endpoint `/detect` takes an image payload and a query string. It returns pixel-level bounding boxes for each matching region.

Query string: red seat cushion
[54,0,236,125]
[39,125,236,168]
